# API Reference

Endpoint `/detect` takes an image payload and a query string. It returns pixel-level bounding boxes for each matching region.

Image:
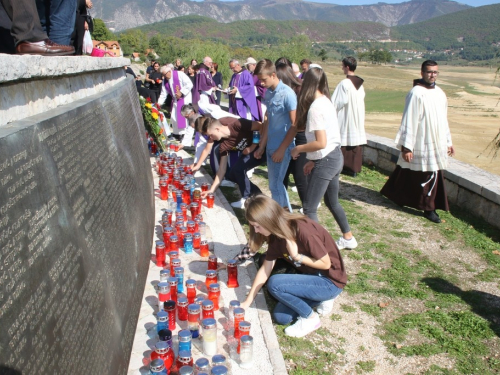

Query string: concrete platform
[127,151,287,374]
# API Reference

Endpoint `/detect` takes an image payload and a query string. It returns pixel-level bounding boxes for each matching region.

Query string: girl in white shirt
[291,67,357,250]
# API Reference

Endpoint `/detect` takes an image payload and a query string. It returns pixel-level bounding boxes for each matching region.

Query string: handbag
[85,10,94,34]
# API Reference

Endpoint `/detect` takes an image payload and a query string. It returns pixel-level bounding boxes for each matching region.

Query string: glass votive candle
[159,181,168,200]
[169,235,179,252]
[208,283,220,311]
[210,365,228,375]
[164,300,176,331]
[174,267,184,294]
[206,193,214,208]
[205,270,217,290]
[201,182,209,192]
[162,226,174,249]
[177,297,189,321]
[179,365,194,375]
[202,299,214,320]
[237,321,251,354]
[163,210,173,226]
[200,240,210,257]
[186,279,197,304]
[158,328,173,351]
[167,277,178,304]
[208,255,217,270]
[160,269,170,282]
[195,358,210,374]
[202,318,218,356]
[187,304,201,338]
[178,226,187,245]
[211,355,227,368]
[151,340,174,371]
[178,330,192,352]
[233,307,245,339]
[186,220,196,234]
[184,233,193,254]
[193,233,201,250]
[193,189,201,200]
[183,185,191,205]
[170,257,181,278]
[226,259,239,288]
[189,203,198,219]
[252,130,260,144]
[176,350,193,370]
[150,358,167,375]
[239,335,253,369]
[198,221,207,239]
[157,281,170,311]
[228,300,240,328]
[156,310,168,333]
[180,203,188,221]
[155,241,166,267]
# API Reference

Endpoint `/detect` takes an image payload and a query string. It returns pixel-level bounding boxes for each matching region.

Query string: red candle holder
[208,283,220,310]
[175,350,193,370]
[205,270,217,290]
[167,277,178,304]
[233,307,245,339]
[159,181,169,200]
[170,258,181,278]
[183,185,191,205]
[186,221,196,234]
[150,341,174,371]
[193,233,201,250]
[202,299,214,320]
[163,209,173,226]
[190,202,199,219]
[206,193,214,208]
[169,236,179,252]
[180,203,188,221]
[227,259,239,288]
[164,300,176,331]
[201,183,209,192]
[237,321,251,354]
[208,254,217,270]
[186,279,197,304]
[200,240,210,257]
[155,241,166,267]
[177,297,188,321]
[162,226,174,249]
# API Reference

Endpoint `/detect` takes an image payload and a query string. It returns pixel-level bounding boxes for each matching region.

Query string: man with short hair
[194,56,217,112]
[228,59,259,121]
[254,59,297,211]
[331,56,366,177]
[381,60,455,223]
[299,58,311,79]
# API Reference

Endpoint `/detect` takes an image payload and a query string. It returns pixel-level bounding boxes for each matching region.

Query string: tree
[118,29,149,55]
[91,19,115,41]
[318,48,328,62]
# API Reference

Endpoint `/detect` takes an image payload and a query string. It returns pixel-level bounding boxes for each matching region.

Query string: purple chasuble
[229,69,259,121]
[252,74,266,122]
[195,64,216,105]
[165,70,187,129]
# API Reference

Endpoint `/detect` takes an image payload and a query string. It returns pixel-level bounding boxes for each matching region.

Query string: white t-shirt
[305,95,341,160]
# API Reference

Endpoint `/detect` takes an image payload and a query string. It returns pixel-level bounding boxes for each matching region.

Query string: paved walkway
[127,151,287,374]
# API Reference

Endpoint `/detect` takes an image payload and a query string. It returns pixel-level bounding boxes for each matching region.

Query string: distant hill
[90,0,470,32]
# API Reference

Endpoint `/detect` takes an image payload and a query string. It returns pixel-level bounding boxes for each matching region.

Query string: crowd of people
[138,56,454,337]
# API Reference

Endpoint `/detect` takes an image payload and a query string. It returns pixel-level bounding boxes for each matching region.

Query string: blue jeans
[267,273,343,325]
[227,147,266,199]
[266,145,292,211]
[303,147,351,234]
[36,0,76,45]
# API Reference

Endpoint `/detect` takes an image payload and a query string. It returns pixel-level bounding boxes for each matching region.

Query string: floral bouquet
[139,96,167,152]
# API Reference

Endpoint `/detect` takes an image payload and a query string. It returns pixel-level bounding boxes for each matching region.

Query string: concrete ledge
[365,133,500,229]
[0,55,131,127]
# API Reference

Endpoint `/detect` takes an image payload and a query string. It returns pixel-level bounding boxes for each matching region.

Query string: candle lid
[174,266,184,274]
[150,359,165,371]
[160,269,170,277]
[186,279,196,287]
[188,304,200,313]
[170,236,179,242]
[195,296,205,305]
[179,365,194,375]
[178,329,192,342]
[158,281,169,293]
[239,321,251,330]
[195,357,210,369]
[229,300,240,308]
[202,300,214,308]
[209,283,220,292]
[233,307,245,315]
[178,296,188,306]
[193,232,201,238]
[227,259,237,266]
[172,259,181,266]
[167,277,178,285]
[156,241,165,247]
[178,349,192,359]
[240,335,253,344]
[211,354,226,365]
[206,270,217,277]
[158,329,172,341]
[163,300,175,310]
[202,318,216,329]
[157,310,168,321]
[184,233,193,240]
[155,340,168,353]
[210,365,228,375]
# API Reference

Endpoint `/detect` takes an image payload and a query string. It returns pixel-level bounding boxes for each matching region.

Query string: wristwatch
[293,254,304,267]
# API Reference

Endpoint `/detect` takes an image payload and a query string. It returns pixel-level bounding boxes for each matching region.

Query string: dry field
[322,62,500,176]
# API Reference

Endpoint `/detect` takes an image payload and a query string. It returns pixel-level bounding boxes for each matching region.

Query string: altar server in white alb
[331,56,366,177]
[159,65,193,146]
[381,60,455,224]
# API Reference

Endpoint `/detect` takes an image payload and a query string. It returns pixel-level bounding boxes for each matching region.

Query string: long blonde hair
[245,195,304,252]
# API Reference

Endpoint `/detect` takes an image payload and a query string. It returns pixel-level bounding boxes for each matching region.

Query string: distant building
[92,40,122,57]
[132,52,141,61]
[145,49,159,59]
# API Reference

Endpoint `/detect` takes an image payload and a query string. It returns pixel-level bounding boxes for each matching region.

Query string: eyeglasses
[424,70,439,75]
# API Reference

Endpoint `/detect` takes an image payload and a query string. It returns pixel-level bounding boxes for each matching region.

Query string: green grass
[356,360,376,373]
[365,90,406,113]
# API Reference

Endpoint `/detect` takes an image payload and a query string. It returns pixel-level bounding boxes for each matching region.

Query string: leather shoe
[424,210,441,223]
[16,39,75,56]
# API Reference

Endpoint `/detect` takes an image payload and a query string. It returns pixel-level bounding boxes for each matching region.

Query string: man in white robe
[381,60,455,223]
[159,65,193,146]
[331,56,366,177]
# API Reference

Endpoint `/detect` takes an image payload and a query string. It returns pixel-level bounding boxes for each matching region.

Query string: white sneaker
[336,236,358,250]
[230,198,246,209]
[247,169,254,178]
[291,186,298,192]
[299,202,321,215]
[316,296,337,316]
[220,179,235,187]
[284,312,321,338]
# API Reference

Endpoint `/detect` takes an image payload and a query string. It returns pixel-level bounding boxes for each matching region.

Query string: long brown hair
[245,195,304,252]
[295,67,330,132]
[276,63,301,96]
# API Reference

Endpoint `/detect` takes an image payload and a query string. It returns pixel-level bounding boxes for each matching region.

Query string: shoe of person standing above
[1,0,74,55]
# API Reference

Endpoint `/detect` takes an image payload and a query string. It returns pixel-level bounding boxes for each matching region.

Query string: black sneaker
[424,210,441,223]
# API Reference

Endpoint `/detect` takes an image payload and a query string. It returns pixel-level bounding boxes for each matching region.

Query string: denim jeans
[36,0,76,45]
[266,145,292,211]
[267,273,343,325]
[227,147,266,199]
[303,147,351,233]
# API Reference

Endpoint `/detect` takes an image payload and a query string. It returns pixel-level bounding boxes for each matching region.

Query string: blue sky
[193,0,499,6]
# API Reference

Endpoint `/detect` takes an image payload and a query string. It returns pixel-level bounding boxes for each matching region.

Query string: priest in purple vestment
[227,59,259,121]
[245,57,266,122]
[195,56,217,113]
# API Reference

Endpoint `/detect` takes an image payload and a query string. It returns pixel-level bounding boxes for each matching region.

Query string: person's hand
[216,262,227,272]
[291,147,300,160]
[201,191,210,199]
[402,150,413,162]
[254,147,264,159]
[240,300,251,310]
[271,148,285,163]
[84,21,89,30]
[448,145,455,157]
[286,239,299,260]
[303,161,314,175]
[86,0,93,8]
[243,144,257,155]
[229,87,238,95]
[190,163,200,172]
[175,91,182,100]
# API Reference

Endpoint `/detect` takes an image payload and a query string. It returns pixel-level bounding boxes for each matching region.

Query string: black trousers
[0,0,47,45]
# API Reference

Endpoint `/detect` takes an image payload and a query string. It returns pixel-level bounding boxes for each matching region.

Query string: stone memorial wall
[0,75,154,373]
